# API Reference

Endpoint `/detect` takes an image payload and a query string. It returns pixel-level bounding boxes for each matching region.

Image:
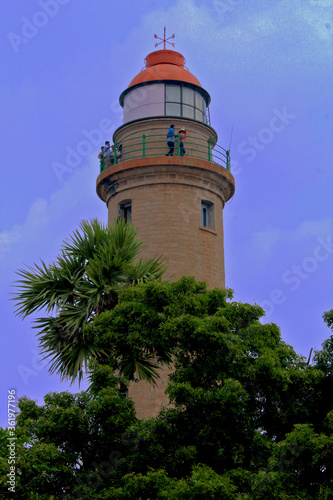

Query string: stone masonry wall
[96,156,235,419]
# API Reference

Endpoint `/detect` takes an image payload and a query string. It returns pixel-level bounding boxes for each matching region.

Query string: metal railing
[99,133,230,173]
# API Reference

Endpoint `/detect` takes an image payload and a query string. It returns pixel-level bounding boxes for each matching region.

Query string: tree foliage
[3,279,333,499]
[12,219,166,384]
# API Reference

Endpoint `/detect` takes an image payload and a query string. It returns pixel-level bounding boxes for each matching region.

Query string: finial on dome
[154,26,175,50]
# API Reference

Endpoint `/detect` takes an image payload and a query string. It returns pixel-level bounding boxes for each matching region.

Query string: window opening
[118,201,132,223]
[201,200,215,229]
[202,203,209,227]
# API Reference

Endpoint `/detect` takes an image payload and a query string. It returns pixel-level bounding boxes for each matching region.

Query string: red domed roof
[128,49,202,88]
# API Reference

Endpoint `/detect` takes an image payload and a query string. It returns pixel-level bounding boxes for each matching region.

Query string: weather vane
[154,26,175,49]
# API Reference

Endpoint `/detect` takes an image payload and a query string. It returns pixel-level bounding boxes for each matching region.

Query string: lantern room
[119,49,211,125]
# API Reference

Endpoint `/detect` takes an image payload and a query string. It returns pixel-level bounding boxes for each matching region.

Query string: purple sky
[1,0,332,428]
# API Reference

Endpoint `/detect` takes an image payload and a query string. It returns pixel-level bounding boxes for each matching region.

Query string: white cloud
[295,217,333,240]
[0,198,48,262]
[246,216,333,266]
[0,231,19,256]
[142,0,332,72]
[0,156,98,262]
[309,0,332,7]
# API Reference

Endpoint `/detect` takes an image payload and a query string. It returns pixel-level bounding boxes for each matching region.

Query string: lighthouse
[96,33,235,418]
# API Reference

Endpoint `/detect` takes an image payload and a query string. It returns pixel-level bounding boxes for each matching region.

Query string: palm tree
[13,219,166,384]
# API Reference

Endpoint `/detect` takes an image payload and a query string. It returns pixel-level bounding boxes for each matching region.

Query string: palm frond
[13,261,82,317]
[120,352,161,385]
[12,218,167,385]
[126,257,167,285]
[61,218,108,261]
[36,316,107,383]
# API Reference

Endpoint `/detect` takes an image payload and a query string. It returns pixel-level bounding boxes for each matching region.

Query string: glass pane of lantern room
[183,104,194,119]
[166,102,181,116]
[165,85,181,102]
[195,109,204,122]
[182,87,194,106]
[195,92,205,112]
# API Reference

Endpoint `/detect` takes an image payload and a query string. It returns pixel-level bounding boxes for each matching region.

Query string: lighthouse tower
[96,35,235,418]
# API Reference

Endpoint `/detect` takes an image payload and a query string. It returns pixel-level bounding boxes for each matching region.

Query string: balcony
[99,132,230,173]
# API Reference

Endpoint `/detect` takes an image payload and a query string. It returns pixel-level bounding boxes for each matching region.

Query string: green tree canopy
[323,309,333,332]
[3,278,333,499]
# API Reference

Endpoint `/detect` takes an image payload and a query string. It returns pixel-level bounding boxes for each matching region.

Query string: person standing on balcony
[179,128,186,156]
[111,144,121,163]
[98,147,104,160]
[166,124,175,156]
[98,147,105,171]
[102,141,113,164]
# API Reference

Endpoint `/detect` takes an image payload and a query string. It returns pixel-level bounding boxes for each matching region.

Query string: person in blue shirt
[166,124,175,156]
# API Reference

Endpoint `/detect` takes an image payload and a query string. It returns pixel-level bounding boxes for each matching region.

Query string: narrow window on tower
[118,200,132,223]
[201,200,215,230]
